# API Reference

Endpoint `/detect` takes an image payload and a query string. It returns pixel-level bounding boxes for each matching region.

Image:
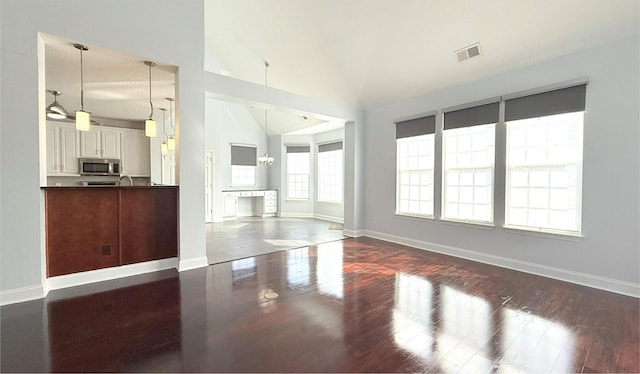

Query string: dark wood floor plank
[2,237,638,373]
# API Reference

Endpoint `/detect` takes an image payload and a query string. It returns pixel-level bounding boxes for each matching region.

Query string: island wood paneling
[45,188,120,276]
[119,188,178,264]
[44,187,178,277]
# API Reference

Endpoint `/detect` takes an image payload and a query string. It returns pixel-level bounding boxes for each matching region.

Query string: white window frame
[442,124,495,225]
[287,151,310,200]
[396,133,435,218]
[504,112,584,236]
[317,147,343,203]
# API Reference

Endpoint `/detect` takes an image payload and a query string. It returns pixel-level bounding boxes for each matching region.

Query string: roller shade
[318,142,343,153]
[231,145,256,166]
[286,145,311,153]
[505,84,587,121]
[395,115,435,139]
[444,102,499,130]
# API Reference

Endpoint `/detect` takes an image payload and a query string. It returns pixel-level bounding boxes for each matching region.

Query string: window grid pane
[231,165,255,186]
[505,112,583,233]
[317,149,343,203]
[396,134,434,216]
[287,152,310,199]
[443,124,495,223]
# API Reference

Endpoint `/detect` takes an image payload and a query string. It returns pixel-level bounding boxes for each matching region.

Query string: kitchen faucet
[117,175,133,186]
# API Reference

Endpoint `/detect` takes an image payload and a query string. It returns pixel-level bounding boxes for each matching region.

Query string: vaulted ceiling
[204,0,639,109]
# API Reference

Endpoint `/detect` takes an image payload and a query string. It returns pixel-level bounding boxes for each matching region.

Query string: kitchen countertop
[42,185,179,189]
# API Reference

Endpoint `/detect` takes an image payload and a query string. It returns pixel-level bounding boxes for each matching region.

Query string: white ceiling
[43,33,177,127]
[204,0,639,109]
[43,1,638,135]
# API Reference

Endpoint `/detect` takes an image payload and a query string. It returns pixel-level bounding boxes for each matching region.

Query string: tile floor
[206,217,346,264]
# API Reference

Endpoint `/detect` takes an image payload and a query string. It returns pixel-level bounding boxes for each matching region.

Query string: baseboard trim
[279,212,314,218]
[45,258,179,293]
[178,256,209,272]
[343,229,364,237]
[314,214,344,224]
[0,284,46,306]
[362,230,640,298]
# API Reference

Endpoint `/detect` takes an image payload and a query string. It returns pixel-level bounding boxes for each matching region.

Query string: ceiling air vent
[455,43,482,62]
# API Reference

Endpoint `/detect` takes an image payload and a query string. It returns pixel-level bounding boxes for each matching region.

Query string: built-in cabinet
[79,127,121,159]
[120,129,151,177]
[46,122,151,177]
[222,190,278,219]
[47,122,80,175]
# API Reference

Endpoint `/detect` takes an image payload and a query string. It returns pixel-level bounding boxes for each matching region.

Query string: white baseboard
[343,229,364,237]
[362,230,640,298]
[45,258,179,293]
[314,214,344,224]
[279,212,314,219]
[0,284,47,306]
[178,256,209,272]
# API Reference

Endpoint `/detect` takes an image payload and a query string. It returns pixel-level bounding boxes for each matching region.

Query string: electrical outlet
[101,244,111,255]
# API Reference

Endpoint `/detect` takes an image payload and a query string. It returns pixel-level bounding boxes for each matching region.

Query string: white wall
[0,0,207,301]
[205,98,270,222]
[363,36,640,296]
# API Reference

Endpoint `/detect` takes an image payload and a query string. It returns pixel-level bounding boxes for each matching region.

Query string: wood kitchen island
[43,186,178,277]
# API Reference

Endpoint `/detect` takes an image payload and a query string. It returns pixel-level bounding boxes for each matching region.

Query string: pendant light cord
[148,63,154,119]
[80,49,85,111]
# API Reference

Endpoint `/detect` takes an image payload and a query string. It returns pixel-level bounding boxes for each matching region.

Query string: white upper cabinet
[79,127,121,159]
[46,122,80,176]
[120,128,150,177]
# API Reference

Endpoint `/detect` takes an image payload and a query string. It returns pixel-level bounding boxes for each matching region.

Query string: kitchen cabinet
[79,127,121,159]
[223,192,239,218]
[46,122,80,176]
[120,129,150,177]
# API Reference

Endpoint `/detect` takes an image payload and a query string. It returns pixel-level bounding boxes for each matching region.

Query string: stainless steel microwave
[79,158,120,176]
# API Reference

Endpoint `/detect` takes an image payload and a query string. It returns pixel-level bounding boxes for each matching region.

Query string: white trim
[45,258,178,292]
[342,229,363,237]
[0,284,46,306]
[279,212,314,219]
[501,77,589,101]
[442,96,501,114]
[314,213,344,224]
[178,256,209,272]
[361,230,639,298]
[394,110,438,124]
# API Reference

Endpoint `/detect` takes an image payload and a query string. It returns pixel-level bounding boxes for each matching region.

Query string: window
[317,142,343,203]
[286,146,310,199]
[443,102,498,224]
[396,115,435,217]
[504,84,586,235]
[230,144,256,186]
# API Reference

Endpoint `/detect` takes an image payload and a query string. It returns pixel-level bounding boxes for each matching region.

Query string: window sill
[503,225,583,241]
[440,219,495,230]
[286,198,310,202]
[317,200,343,204]
[395,212,435,221]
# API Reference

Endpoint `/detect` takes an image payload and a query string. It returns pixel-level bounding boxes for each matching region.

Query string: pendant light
[258,61,274,166]
[46,90,69,120]
[159,107,168,155]
[166,97,176,151]
[144,61,156,137]
[73,43,90,131]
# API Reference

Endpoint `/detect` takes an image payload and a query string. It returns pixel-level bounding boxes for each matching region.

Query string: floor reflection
[317,242,344,298]
[392,273,434,359]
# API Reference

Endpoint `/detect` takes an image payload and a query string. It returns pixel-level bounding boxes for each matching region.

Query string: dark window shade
[231,145,256,166]
[505,84,586,122]
[444,102,499,130]
[395,115,435,139]
[286,145,311,153]
[318,142,343,153]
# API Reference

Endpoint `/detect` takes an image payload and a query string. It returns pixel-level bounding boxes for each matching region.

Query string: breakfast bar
[43,186,178,277]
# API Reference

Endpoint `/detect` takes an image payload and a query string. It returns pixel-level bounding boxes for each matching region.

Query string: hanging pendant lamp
[73,43,90,131]
[144,61,157,137]
[258,61,274,166]
[166,97,176,151]
[46,90,69,120]
[159,107,168,155]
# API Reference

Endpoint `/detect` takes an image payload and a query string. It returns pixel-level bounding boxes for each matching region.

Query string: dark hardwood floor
[2,237,638,372]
